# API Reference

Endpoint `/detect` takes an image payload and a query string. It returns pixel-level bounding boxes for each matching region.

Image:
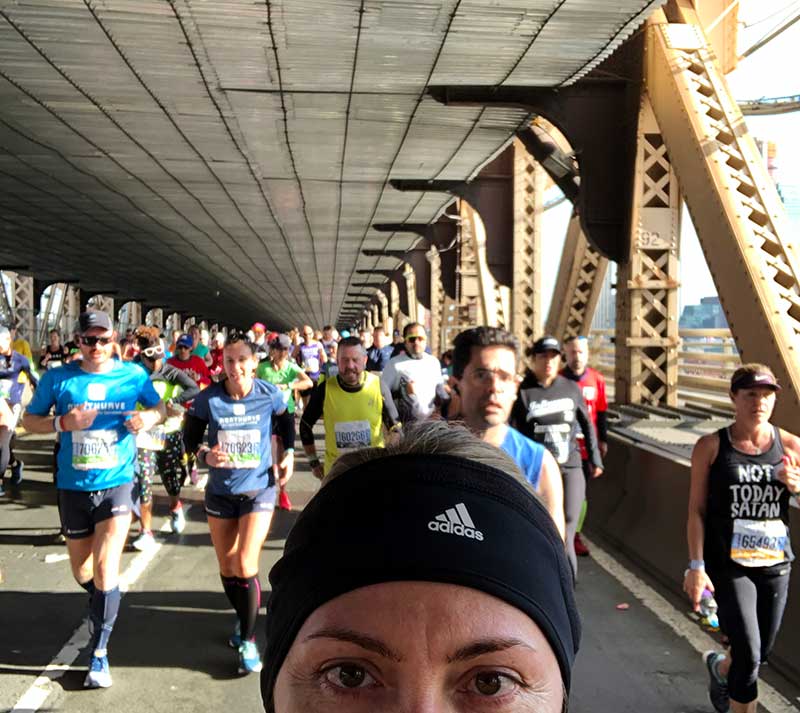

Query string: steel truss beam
[647,6,800,423]
[546,214,609,341]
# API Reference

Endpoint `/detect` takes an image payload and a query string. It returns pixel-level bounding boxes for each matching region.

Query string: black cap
[270,333,292,350]
[731,370,781,392]
[78,311,113,334]
[532,335,561,354]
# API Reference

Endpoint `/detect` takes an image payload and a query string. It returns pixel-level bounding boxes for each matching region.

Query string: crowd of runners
[0,312,798,713]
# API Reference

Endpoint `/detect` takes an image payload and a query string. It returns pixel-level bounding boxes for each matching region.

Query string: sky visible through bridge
[541,0,800,321]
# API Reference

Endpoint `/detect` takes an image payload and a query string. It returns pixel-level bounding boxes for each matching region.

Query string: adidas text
[428,520,484,541]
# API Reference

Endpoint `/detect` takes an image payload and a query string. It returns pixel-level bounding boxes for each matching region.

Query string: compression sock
[79,578,96,598]
[576,500,588,534]
[238,575,262,642]
[89,586,121,655]
[221,574,244,620]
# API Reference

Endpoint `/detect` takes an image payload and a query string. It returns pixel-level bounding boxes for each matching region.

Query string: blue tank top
[501,426,546,489]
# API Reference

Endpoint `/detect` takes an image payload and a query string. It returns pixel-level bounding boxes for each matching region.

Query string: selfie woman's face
[273,581,564,713]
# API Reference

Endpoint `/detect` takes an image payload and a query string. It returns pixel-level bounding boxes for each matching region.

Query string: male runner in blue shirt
[23,311,165,689]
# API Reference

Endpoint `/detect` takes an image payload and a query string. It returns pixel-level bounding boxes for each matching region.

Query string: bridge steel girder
[511,138,544,345]
[145,308,165,330]
[1,271,35,344]
[88,294,116,326]
[615,95,680,407]
[355,269,410,319]
[362,247,432,310]
[371,220,459,301]
[546,213,609,341]
[390,148,515,289]
[646,7,800,426]
[37,283,69,348]
[427,48,643,265]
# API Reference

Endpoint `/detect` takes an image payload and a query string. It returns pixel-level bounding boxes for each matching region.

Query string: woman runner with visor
[686,364,800,713]
[183,332,289,675]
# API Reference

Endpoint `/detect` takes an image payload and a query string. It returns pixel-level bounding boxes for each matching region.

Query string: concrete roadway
[1,432,799,713]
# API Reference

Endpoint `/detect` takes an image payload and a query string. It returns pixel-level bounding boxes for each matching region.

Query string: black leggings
[709,563,791,704]
[561,465,585,583]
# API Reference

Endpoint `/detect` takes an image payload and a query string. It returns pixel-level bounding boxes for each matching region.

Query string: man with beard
[300,336,400,479]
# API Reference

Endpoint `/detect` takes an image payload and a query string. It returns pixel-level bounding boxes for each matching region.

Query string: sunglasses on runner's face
[80,336,113,347]
[177,345,191,350]
[406,335,425,342]
[141,345,164,359]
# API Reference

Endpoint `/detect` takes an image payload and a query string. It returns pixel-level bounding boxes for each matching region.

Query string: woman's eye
[473,672,516,696]
[324,663,375,689]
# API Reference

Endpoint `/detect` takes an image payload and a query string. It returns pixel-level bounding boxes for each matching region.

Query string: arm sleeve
[299,381,325,446]
[576,390,602,469]
[380,378,400,424]
[182,413,208,455]
[380,360,399,393]
[381,389,399,427]
[170,367,201,404]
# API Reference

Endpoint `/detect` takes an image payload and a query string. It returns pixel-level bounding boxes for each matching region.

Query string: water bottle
[699,588,719,630]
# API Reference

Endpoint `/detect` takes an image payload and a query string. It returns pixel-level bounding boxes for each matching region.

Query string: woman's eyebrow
[303,628,402,661]
[447,638,535,663]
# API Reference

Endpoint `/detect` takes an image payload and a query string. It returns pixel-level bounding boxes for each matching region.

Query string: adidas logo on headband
[428,503,484,542]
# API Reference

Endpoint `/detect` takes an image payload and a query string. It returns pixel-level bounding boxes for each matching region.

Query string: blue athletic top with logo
[187,379,286,495]
[27,361,161,492]
[501,425,546,490]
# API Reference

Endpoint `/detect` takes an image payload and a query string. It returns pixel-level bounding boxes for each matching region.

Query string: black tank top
[705,426,794,569]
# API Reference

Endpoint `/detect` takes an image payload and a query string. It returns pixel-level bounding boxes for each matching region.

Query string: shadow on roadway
[0,589,275,687]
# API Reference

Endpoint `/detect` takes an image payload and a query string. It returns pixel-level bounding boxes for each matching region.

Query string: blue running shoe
[84,654,112,688]
[238,640,262,674]
[703,650,730,713]
[228,620,241,649]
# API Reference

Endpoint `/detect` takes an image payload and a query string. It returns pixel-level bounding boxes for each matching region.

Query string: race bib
[535,423,571,464]
[730,519,788,567]
[47,360,63,370]
[0,378,12,399]
[304,357,320,373]
[334,420,371,452]
[136,425,166,451]
[217,429,261,469]
[72,430,119,471]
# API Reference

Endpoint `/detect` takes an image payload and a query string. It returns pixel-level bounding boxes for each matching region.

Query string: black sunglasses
[406,335,425,342]
[80,336,113,347]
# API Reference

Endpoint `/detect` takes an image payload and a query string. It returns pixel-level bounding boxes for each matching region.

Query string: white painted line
[9,506,190,713]
[584,536,799,713]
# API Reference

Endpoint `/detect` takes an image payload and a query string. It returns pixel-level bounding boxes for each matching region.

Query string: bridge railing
[589,328,740,410]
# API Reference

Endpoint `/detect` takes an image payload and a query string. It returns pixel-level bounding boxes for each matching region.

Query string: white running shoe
[84,654,112,688]
[131,531,156,552]
[170,507,186,534]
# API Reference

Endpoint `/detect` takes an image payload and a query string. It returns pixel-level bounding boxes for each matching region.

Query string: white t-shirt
[380,351,444,420]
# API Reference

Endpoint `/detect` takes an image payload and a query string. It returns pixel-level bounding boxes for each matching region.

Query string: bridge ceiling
[0,0,662,327]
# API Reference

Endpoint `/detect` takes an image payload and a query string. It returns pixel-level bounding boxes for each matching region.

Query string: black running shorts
[204,486,276,520]
[57,479,139,539]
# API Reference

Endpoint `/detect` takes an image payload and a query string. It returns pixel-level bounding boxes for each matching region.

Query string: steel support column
[38,283,68,347]
[1,271,35,343]
[615,96,680,406]
[512,138,543,344]
[546,214,609,340]
[145,308,164,329]
[646,6,800,425]
[88,294,115,327]
[61,285,81,338]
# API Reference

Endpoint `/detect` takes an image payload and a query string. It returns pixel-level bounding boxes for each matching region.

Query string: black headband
[261,453,581,705]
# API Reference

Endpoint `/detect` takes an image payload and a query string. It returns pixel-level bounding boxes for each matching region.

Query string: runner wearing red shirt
[562,336,608,557]
[167,334,211,388]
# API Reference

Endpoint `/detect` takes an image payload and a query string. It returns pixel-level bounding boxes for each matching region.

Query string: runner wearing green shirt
[256,334,312,510]
[189,325,212,367]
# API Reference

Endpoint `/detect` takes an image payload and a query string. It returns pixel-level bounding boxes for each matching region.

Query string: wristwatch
[308,456,321,468]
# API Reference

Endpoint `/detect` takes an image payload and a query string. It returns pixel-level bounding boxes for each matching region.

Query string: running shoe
[238,640,263,674]
[84,654,112,688]
[131,531,156,552]
[703,650,730,713]
[170,506,186,534]
[574,533,590,557]
[228,620,241,649]
[9,460,23,485]
[278,489,292,511]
